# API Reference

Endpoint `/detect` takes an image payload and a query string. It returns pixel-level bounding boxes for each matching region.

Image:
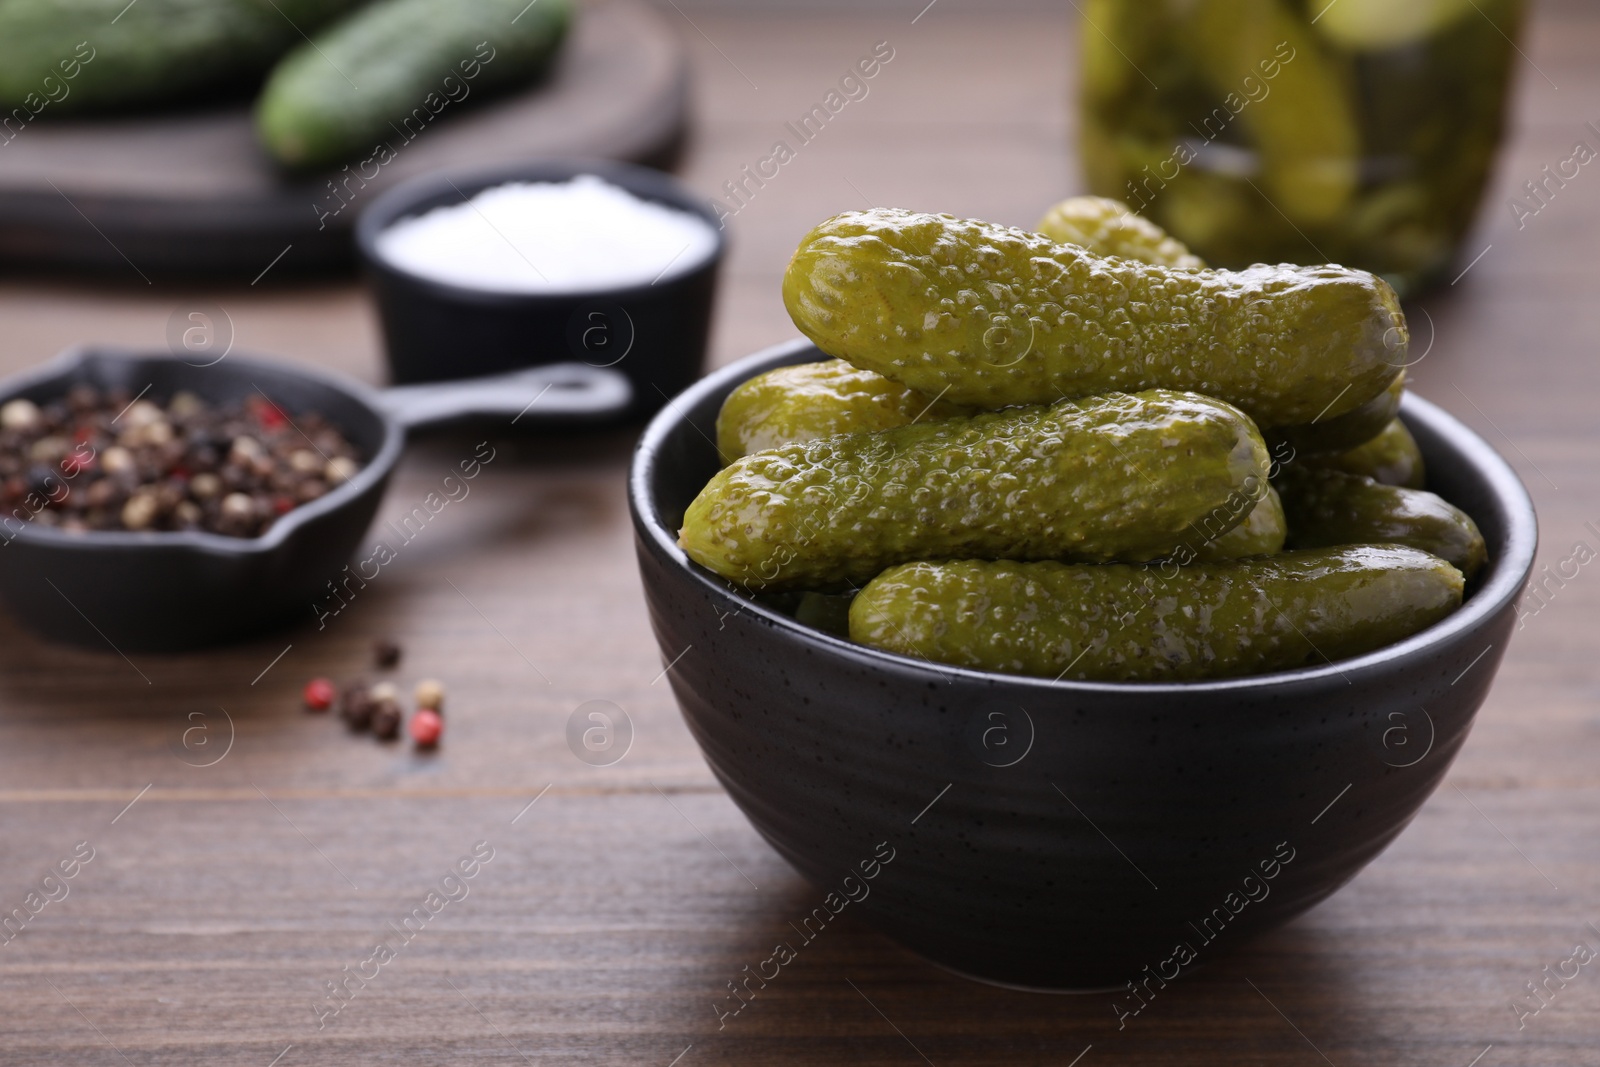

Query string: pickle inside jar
[1077,0,1525,296]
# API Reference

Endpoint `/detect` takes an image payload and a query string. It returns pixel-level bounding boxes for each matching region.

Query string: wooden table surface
[2,3,1598,1064]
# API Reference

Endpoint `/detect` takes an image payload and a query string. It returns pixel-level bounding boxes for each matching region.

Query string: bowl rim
[0,345,405,558]
[629,338,1540,696]
[354,157,728,305]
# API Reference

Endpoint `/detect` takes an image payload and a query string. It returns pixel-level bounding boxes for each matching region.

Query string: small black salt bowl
[0,345,630,652]
[356,159,725,424]
[629,339,1538,991]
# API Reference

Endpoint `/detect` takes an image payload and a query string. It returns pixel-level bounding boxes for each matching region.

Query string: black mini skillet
[0,345,631,651]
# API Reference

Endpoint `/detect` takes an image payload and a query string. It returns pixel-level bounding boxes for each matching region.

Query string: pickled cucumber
[1079,0,1524,295]
[1193,486,1286,561]
[1315,0,1476,51]
[1035,196,1205,268]
[716,359,972,464]
[680,389,1271,592]
[1271,370,1405,455]
[849,546,1463,681]
[783,208,1404,427]
[719,359,1286,561]
[1307,418,1425,488]
[723,201,1206,461]
[1279,467,1485,577]
[1186,0,1360,226]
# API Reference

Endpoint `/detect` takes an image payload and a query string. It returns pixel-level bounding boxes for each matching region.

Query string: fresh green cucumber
[0,0,367,115]
[257,0,572,169]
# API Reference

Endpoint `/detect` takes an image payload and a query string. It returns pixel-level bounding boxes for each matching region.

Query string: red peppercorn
[60,451,94,476]
[251,396,289,430]
[410,708,443,748]
[303,678,336,712]
[272,495,295,515]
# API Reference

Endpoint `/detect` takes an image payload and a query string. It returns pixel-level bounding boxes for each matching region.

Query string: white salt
[375,175,719,294]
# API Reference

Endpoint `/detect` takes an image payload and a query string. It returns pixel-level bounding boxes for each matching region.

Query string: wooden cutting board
[0,0,688,282]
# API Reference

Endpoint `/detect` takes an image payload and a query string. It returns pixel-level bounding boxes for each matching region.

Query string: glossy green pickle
[1307,417,1426,488]
[1035,196,1205,268]
[680,389,1270,592]
[848,546,1464,681]
[720,198,1203,460]
[783,208,1404,428]
[719,198,1204,461]
[715,359,972,464]
[1278,467,1486,578]
[1193,485,1287,561]
[1271,371,1406,456]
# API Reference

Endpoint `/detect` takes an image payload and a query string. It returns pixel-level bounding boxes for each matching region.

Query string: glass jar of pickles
[1078,0,1525,296]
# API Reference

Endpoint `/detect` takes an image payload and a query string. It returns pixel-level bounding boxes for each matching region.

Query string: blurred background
[0,0,1567,377]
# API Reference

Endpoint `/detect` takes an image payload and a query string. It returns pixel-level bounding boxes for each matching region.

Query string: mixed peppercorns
[0,385,363,538]
[302,637,445,750]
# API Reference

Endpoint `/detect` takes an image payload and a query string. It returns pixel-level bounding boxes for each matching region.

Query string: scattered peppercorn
[0,398,40,431]
[325,456,359,485]
[0,384,363,537]
[371,702,402,741]
[303,677,336,712]
[373,638,402,669]
[310,675,449,748]
[339,683,375,732]
[410,708,443,748]
[414,678,444,712]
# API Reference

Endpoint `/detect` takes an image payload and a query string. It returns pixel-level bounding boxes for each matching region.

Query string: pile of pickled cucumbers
[0,0,571,170]
[679,197,1488,683]
[1077,0,1525,296]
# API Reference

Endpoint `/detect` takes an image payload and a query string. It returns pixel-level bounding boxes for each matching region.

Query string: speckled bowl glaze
[629,339,1537,990]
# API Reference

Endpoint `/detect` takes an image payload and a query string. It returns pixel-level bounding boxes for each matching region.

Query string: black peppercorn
[370,702,402,741]
[25,464,57,497]
[339,683,375,732]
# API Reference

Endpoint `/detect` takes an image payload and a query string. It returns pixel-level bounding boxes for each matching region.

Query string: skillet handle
[377,363,633,433]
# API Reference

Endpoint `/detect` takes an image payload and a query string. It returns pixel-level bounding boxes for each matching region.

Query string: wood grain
[2,1,1599,1063]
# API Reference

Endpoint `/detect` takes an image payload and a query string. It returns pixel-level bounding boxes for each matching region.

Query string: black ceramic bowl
[630,339,1538,991]
[356,159,725,423]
